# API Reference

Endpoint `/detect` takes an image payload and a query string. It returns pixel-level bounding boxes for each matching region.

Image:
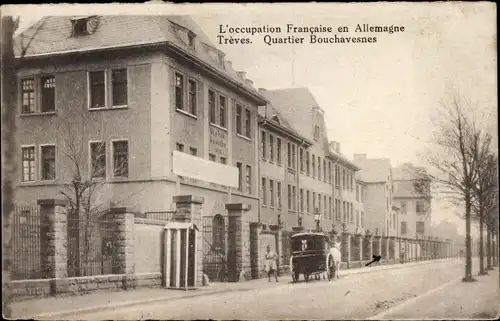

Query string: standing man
[265,245,279,282]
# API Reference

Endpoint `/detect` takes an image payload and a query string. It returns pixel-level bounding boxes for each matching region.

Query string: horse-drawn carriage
[289,232,339,283]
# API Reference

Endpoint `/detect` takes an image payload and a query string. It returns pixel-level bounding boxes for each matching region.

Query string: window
[313,192,316,212]
[246,165,252,194]
[416,222,425,234]
[236,162,243,191]
[276,138,282,164]
[356,185,360,201]
[318,156,321,180]
[176,143,184,152]
[351,173,354,191]
[312,155,316,177]
[323,195,327,219]
[343,201,346,222]
[356,210,360,227]
[300,189,304,213]
[314,125,320,140]
[269,134,274,162]
[306,190,311,213]
[288,185,292,210]
[401,201,407,214]
[416,200,425,214]
[386,197,389,211]
[209,90,216,124]
[292,145,296,169]
[245,109,252,138]
[219,95,227,128]
[189,147,197,156]
[41,145,56,180]
[220,157,227,165]
[89,71,106,109]
[292,186,297,211]
[41,76,56,112]
[269,180,275,208]
[328,162,332,183]
[287,143,292,168]
[323,159,326,181]
[342,169,346,190]
[209,153,216,162]
[90,142,106,178]
[261,177,267,206]
[299,148,304,172]
[350,203,354,224]
[361,211,365,228]
[112,69,128,106]
[21,78,36,114]
[21,146,35,182]
[72,18,89,36]
[306,151,310,175]
[401,221,407,235]
[329,197,332,220]
[336,199,341,220]
[174,73,184,111]
[261,131,267,160]
[277,182,282,209]
[187,80,197,115]
[318,194,322,213]
[235,104,242,135]
[112,141,129,178]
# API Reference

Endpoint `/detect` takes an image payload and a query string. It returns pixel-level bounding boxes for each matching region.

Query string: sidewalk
[370,267,500,319]
[9,258,457,319]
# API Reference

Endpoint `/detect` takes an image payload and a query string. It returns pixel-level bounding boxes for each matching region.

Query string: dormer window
[271,114,281,124]
[314,125,320,141]
[71,16,99,37]
[188,32,196,49]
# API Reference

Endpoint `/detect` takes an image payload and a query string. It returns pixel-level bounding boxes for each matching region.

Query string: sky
[5,3,497,234]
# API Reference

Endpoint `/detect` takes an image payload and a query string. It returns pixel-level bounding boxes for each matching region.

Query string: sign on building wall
[173,151,238,188]
[209,126,228,155]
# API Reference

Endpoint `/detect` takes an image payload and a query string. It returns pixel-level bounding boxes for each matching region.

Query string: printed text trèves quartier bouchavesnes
[217,23,405,45]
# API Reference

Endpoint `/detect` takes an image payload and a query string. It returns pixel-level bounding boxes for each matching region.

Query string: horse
[329,242,342,279]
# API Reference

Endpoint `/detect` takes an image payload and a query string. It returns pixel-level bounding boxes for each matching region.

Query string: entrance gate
[202,214,230,282]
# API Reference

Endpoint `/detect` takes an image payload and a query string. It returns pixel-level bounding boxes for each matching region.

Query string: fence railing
[11,205,46,280]
[141,211,176,221]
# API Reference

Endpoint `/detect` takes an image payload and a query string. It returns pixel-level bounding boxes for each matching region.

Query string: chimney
[226,60,232,70]
[329,141,337,151]
[245,79,254,87]
[236,71,246,80]
[403,162,413,168]
[258,88,267,92]
[353,153,367,161]
[335,142,340,153]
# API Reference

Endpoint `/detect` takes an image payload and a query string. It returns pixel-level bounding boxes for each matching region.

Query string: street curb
[19,258,458,319]
[17,288,253,320]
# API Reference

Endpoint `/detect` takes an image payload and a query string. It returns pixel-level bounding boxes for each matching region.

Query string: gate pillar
[226,203,251,282]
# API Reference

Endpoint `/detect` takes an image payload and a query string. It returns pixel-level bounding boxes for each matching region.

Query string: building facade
[392,163,432,238]
[14,15,267,222]
[353,154,398,237]
[259,88,336,231]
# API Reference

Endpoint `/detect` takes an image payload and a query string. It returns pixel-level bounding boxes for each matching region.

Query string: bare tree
[470,139,496,275]
[415,93,486,282]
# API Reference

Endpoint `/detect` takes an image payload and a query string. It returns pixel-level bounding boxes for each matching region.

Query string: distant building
[259,88,336,230]
[392,163,432,238]
[353,154,397,237]
[13,15,267,221]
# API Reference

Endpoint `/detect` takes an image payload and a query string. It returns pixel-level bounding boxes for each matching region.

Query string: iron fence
[202,215,230,282]
[11,205,46,280]
[143,211,176,221]
[66,211,118,277]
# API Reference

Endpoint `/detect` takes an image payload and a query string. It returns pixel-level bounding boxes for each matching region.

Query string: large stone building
[258,88,336,230]
[13,15,267,222]
[392,163,432,238]
[353,154,398,237]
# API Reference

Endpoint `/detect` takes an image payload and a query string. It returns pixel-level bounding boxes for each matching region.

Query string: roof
[291,232,328,238]
[258,103,312,145]
[163,222,198,230]
[260,88,322,143]
[353,158,392,183]
[329,147,360,170]
[392,163,431,181]
[14,15,266,103]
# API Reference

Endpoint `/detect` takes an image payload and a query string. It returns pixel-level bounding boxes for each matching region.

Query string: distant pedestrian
[400,246,406,264]
[264,245,279,282]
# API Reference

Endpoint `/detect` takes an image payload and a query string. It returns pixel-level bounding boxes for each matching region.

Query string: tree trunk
[1,16,17,318]
[486,227,492,270]
[478,214,487,275]
[463,196,475,282]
